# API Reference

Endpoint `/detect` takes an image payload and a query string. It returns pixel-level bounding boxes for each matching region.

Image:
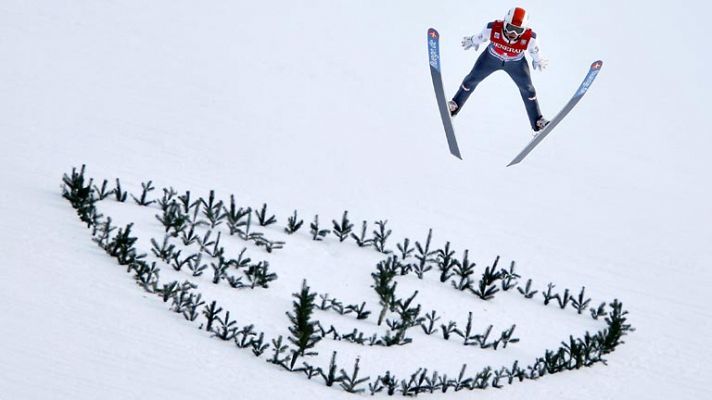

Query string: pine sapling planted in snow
[332,211,353,242]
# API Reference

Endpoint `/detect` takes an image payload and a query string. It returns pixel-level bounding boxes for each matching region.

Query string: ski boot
[534,116,550,135]
[448,100,460,117]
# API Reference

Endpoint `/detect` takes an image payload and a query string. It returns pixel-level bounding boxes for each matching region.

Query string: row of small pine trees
[62,165,634,396]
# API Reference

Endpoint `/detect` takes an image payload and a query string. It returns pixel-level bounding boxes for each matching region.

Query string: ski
[428,28,462,159]
[507,60,603,167]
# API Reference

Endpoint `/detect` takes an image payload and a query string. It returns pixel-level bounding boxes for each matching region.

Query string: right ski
[428,28,462,160]
[507,60,603,166]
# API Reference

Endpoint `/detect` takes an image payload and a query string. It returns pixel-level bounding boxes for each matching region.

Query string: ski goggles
[504,23,525,36]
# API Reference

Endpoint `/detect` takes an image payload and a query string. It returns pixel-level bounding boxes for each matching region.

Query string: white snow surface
[1,0,711,399]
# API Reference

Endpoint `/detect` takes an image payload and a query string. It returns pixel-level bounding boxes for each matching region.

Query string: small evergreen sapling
[500,261,520,291]
[600,299,634,353]
[213,310,238,340]
[461,312,478,346]
[436,241,457,283]
[157,187,178,211]
[61,165,97,226]
[252,235,285,253]
[106,223,145,266]
[400,367,427,396]
[317,351,343,387]
[211,256,230,284]
[557,288,572,309]
[178,190,200,214]
[202,300,223,333]
[234,324,257,348]
[450,364,473,391]
[285,210,304,234]
[187,253,208,277]
[230,248,252,270]
[440,321,462,341]
[420,310,441,335]
[199,190,225,228]
[350,220,374,247]
[133,261,160,292]
[499,325,520,349]
[386,290,424,345]
[379,371,399,395]
[452,250,476,291]
[158,280,179,303]
[195,230,218,254]
[224,195,251,235]
[339,357,370,393]
[397,238,414,260]
[571,286,592,314]
[170,252,192,271]
[93,178,113,200]
[590,302,607,320]
[517,279,539,299]
[244,261,277,288]
[150,236,176,262]
[286,280,322,369]
[180,224,199,246]
[371,257,398,326]
[471,261,502,301]
[472,366,493,389]
[255,203,277,226]
[332,211,353,242]
[413,229,437,279]
[372,220,392,253]
[114,178,128,202]
[155,203,189,236]
[268,335,291,369]
[310,215,330,241]
[475,325,494,349]
[131,180,156,206]
[92,217,116,249]
[345,302,371,320]
[542,282,559,306]
[181,292,204,321]
[368,376,385,395]
[250,332,269,357]
[318,293,332,311]
[297,362,320,380]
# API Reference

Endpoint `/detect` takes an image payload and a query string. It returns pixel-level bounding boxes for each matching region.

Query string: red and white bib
[488,20,533,61]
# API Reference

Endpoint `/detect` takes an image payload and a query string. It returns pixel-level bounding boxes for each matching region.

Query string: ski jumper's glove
[532,58,549,71]
[461,36,479,51]
[462,25,490,51]
[527,35,548,71]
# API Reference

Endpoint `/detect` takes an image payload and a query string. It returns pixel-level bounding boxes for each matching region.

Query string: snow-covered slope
[1,0,711,399]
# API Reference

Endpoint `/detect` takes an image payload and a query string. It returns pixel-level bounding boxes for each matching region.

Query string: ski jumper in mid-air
[449,7,550,132]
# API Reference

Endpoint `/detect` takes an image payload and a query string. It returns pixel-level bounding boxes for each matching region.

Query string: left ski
[428,28,462,159]
[507,60,603,167]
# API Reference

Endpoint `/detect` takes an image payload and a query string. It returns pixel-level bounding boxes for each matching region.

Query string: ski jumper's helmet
[503,7,529,38]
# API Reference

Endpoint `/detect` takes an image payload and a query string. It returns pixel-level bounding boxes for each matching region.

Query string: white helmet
[504,7,529,37]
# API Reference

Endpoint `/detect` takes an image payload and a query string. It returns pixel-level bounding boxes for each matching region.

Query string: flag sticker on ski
[576,61,602,97]
[428,30,441,70]
[427,28,462,159]
[507,60,603,167]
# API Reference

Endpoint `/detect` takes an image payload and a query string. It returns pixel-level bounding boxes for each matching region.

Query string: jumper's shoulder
[530,31,537,39]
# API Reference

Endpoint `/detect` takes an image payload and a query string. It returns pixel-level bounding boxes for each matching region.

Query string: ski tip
[428,28,439,38]
[591,60,603,70]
